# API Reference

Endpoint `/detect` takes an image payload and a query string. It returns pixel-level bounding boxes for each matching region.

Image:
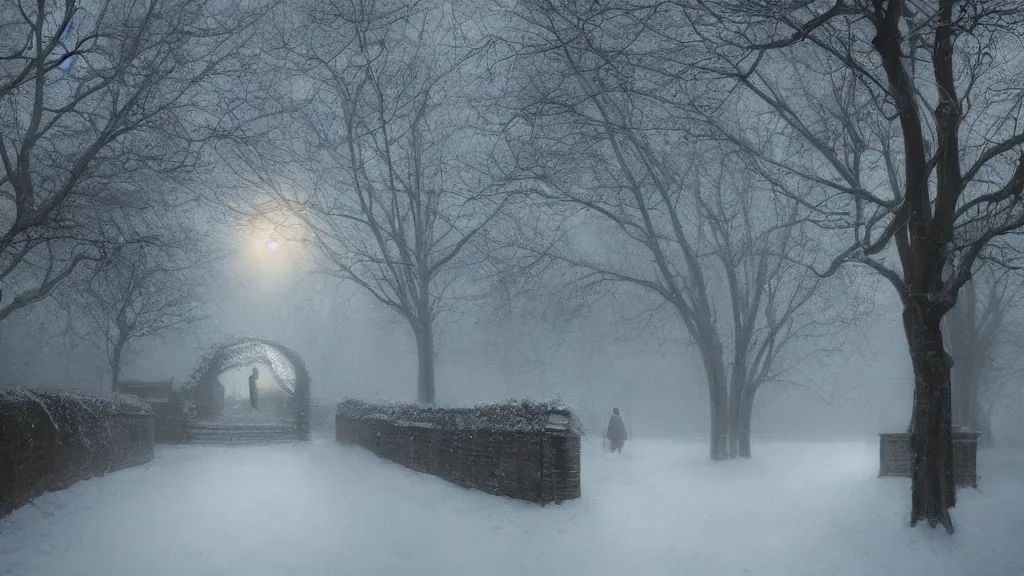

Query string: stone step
[187,422,297,445]
[187,432,294,440]
[188,431,294,436]
[189,423,294,430]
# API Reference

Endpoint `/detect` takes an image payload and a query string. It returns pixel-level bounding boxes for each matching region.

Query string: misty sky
[2,0,1023,449]
[96,227,919,439]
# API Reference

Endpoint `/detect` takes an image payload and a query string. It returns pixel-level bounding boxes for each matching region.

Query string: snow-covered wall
[336,399,581,504]
[0,389,155,517]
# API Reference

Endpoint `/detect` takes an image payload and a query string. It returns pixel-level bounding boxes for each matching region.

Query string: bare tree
[68,232,207,392]
[222,0,509,403]
[700,156,859,458]
[661,0,1024,531]
[0,0,259,322]
[495,1,852,459]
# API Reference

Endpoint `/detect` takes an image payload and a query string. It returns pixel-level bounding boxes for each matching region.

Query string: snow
[336,397,584,434]
[1,438,1022,576]
[0,388,153,421]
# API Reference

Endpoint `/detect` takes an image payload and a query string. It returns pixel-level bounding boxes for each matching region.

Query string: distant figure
[606,408,627,453]
[248,367,259,410]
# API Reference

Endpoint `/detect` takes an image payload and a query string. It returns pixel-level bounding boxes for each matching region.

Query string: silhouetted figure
[248,367,259,410]
[606,407,627,453]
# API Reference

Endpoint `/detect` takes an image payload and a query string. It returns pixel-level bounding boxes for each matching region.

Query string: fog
[2,0,1019,452]
[0,233,925,439]
[3,0,1024,571]
[2,204,1018,440]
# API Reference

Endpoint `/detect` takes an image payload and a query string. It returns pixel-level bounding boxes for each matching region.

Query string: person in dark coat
[248,367,259,410]
[606,408,627,453]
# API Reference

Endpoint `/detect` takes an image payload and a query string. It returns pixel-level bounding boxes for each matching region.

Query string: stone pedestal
[879,431,979,488]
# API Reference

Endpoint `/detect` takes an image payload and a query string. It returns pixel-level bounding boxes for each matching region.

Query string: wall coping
[880,431,981,437]
[337,398,584,436]
[392,420,436,429]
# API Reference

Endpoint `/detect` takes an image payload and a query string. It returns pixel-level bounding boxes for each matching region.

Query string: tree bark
[727,402,739,458]
[62,308,74,388]
[727,367,746,458]
[903,304,956,533]
[414,319,436,404]
[698,338,730,460]
[708,387,729,460]
[738,388,755,458]
[110,338,125,393]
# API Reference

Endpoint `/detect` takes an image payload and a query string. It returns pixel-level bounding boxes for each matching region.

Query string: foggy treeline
[2,0,1024,530]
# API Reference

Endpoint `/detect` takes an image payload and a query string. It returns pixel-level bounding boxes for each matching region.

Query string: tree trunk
[698,338,730,461]
[708,386,729,460]
[727,352,752,458]
[726,404,739,458]
[903,304,956,533]
[110,339,125,393]
[727,368,745,458]
[414,319,436,404]
[738,388,755,458]
[63,309,74,388]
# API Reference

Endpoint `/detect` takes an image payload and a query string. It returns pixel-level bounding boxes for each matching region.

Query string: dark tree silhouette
[495,0,857,459]
[0,0,259,322]
[74,240,207,392]
[670,0,1024,532]
[223,0,508,403]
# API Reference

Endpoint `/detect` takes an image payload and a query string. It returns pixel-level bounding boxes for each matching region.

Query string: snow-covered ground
[2,437,1022,576]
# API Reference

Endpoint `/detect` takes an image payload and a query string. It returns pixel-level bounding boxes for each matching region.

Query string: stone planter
[878,431,979,488]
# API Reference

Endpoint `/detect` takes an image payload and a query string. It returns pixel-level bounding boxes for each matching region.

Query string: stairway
[187,421,297,445]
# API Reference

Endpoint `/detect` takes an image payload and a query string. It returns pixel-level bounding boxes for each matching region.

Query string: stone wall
[150,397,191,443]
[336,399,581,504]
[879,431,979,488]
[118,381,190,443]
[0,389,155,517]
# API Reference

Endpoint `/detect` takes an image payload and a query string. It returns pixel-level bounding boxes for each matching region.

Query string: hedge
[0,388,155,517]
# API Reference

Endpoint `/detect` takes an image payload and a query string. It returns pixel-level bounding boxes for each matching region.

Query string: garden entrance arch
[185,338,311,440]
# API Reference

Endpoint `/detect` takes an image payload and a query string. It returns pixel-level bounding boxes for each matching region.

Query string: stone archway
[186,338,311,440]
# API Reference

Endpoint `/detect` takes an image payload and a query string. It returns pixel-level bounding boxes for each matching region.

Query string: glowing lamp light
[266,236,279,252]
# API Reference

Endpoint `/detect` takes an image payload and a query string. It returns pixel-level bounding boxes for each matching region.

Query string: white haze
[0,229,959,440]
